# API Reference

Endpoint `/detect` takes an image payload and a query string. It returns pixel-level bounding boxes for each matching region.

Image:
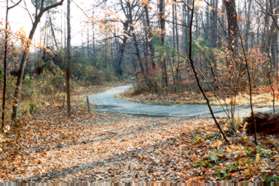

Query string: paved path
[89,85,275,118]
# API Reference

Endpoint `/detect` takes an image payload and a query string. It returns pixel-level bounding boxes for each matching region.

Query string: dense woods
[0,0,278,183]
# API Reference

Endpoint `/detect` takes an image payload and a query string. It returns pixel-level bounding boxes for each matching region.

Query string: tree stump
[86,96,91,113]
[244,112,279,135]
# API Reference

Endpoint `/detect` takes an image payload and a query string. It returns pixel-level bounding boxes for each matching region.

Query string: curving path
[89,85,275,118]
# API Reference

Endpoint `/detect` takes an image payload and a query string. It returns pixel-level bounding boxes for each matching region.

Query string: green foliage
[71,53,116,84]
[52,75,65,89]
[208,151,219,163]
[192,37,211,56]
[205,132,222,140]
[151,35,161,47]
[194,150,224,169]
[256,146,273,158]
[215,169,229,179]
[22,76,34,98]
[191,132,203,144]
[72,63,103,84]
[225,162,239,173]
[193,159,213,168]
[244,147,254,157]
[0,66,3,80]
[28,102,38,114]
[215,163,239,180]
[264,175,279,183]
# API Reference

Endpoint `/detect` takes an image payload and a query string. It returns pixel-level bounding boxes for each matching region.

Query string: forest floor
[122,86,279,107]
[0,84,278,183]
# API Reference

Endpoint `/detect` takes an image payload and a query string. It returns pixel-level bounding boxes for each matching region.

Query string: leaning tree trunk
[188,0,229,143]
[11,19,40,123]
[11,0,64,123]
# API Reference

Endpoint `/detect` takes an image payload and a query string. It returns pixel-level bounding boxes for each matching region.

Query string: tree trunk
[188,0,229,143]
[223,0,239,52]
[1,0,9,132]
[11,0,64,123]
[65,0,71,116]
[210,0,218,48]
[11,18,41,123]
[158,0,168,89]
[270,0,279,75]
[49,15,59,50]
[144,1,155,69]
[114,19,129,78]
[244,0,252,50]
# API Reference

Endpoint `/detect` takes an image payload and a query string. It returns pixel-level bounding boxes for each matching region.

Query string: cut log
[244,112,279,135]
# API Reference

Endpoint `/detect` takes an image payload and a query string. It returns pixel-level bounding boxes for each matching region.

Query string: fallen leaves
[0,102,278,183]
[210,140,223,148]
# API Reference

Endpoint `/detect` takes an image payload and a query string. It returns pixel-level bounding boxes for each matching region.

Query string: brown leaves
[0,85,278,183]
[0,106,208,182]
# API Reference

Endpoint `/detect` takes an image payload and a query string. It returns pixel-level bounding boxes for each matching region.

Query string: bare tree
[182,0,191,54]
[114,21,128,77]
[187,0,229,143]
[223,0,257,143]
[158,0,168,89]
[48,14,59,50]
[11,0,65,124]
[1,0,22,132]
[223,0,239,53]
[65,0,71,116]
[143,0,155,70]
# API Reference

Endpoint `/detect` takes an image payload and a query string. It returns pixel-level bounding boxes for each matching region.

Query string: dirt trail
[89,85,276,118]
[0,107,207,182]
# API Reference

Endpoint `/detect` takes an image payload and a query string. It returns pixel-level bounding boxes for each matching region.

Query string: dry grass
[123,88,278,106]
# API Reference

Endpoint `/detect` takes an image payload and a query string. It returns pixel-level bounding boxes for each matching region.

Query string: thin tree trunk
[158,0,168,89]
[11,19,40,123]
[269,0,279,75]
[244,0,252,50]
[2,0,22,129]
[172,1,177,89]
[144,2,155,69]
[188,0,229,143]
[49,16,59,50]
[1,0,9,132]
[240,36,257,144]
[223,0,239,53]
[132,34,145,75]
[11,0,64,123]
[210,0,218,48]
[66,0,71,116]
[174,0,180,89]
[182,1,190,54]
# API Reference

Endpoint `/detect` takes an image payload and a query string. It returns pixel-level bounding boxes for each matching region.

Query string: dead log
[245,112,279,135]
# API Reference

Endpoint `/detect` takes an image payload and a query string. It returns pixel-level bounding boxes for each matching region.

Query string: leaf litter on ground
[0,86,278,183]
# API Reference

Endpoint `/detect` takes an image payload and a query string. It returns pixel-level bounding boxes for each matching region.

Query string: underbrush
[0,65,117,132]
[188,126,279,182]
[125,82,278,106]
